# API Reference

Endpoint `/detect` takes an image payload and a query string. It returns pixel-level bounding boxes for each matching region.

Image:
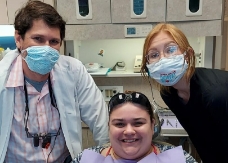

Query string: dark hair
[108,92,154,122]
[14,0,66,41]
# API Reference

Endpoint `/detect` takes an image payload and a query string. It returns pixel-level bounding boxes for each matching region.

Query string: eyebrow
[148,41,177,52]
[111,118,146,123]
[31,34,61,41]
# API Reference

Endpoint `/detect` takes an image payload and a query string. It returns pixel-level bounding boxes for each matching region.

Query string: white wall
[204,37,214,68]
[78,37,203,70]
[0,25,14,36]
[79,38,145,70]
[73,40,81,59]
[65,40,74,56]
[198,36,214,69]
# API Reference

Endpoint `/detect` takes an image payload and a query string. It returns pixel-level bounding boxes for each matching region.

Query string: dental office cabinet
[60,0,226,71]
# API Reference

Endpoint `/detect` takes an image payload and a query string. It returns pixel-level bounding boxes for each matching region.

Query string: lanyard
[23,75,61,148]
[24,75,56,109]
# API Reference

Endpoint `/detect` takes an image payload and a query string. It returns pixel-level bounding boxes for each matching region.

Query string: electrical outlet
[195,52,202,67]
[98,86,123,102]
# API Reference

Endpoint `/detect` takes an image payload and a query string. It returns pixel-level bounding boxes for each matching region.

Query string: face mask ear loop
[20,49,27,59]
[182,52,188,69]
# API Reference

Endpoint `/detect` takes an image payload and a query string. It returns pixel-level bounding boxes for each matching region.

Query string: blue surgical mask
[146,54,188,86]
[21,46,60,75]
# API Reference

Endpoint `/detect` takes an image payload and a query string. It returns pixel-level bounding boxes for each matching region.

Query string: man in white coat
[0,1,109,162]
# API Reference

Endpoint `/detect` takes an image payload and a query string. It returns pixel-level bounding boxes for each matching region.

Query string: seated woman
[71,92,197,163]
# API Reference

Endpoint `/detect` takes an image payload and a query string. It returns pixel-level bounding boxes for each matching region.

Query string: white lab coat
[0,49,109,162]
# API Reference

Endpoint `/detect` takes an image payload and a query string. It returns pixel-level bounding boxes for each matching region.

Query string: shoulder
[53,55,89,83]
[193,68,228,85]
[154,143,198,163]
[193,68,228,105]
[72,146,105,163]
[154,142,175,152]
[0,49,19,71]
[55,55,85,72]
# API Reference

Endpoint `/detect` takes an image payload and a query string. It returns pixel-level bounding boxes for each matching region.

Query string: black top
[161,68,228,163]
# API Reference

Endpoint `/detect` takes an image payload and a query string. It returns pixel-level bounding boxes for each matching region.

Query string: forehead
[25,19,61,39]
[110,103,150,119]
[149,31,175,49]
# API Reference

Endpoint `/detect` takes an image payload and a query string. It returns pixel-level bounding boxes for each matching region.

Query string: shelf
[160,133,189,137]
[90,69,142,77]
[88,68,110,76]
[108,70,141,77]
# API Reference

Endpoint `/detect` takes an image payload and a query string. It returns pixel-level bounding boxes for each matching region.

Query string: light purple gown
[80,146,186,163]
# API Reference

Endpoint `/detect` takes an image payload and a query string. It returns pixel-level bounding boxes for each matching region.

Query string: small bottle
[0,47,4,60]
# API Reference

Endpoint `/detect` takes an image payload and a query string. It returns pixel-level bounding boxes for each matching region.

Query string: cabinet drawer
[111,0,166,23]
[172,20,222,37]
[65,20,222,40]
[56,0,111,24]
[166,0,222,21]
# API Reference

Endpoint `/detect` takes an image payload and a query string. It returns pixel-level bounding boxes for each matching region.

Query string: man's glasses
[108,92,153,118]
[145,44,179,64]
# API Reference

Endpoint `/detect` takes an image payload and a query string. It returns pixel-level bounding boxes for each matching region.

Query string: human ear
[186,47,194,56]
[185,47,195,63]
[14,30,22,50]
[151,118,155,130]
